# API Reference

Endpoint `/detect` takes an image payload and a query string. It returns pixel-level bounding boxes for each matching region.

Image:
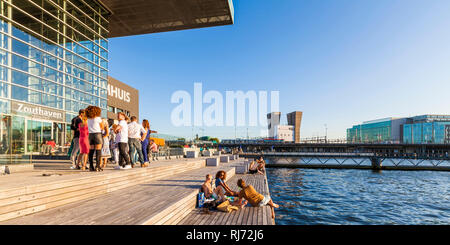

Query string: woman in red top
[77,112,90,170]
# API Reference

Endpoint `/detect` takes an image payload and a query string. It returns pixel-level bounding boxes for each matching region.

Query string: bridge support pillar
[371,157,382,170]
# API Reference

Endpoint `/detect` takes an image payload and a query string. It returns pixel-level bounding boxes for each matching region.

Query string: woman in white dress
[100,119,111,170]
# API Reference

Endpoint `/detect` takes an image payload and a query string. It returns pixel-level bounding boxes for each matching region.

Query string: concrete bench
[220,156,230,163]
[206,157,220,167]
[235,163,247,174]
[186,151,199,158]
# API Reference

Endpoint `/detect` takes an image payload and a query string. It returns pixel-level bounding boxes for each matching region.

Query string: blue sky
[108,0,450,140]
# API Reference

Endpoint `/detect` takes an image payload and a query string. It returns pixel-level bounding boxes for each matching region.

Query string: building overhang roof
[99,0,234,38]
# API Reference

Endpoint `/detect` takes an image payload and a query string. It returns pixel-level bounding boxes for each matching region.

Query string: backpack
[197,192,205,208]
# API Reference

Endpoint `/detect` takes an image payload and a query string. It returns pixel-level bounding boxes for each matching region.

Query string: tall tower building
[267,112,281,138]
[287,111,303,143]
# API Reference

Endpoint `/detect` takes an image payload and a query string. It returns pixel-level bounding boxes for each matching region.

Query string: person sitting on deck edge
[236,178,279,219]
[202,174,223,201]
[256,156,266,174]
[249,161,264,175]
[215,170,238,197]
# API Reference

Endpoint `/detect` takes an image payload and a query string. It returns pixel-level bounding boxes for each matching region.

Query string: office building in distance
[347,115,450,144]
[267,111,303,143]
[287,111,303,143]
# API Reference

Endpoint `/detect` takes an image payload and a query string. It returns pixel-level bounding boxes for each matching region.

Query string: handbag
[216,200,239,213]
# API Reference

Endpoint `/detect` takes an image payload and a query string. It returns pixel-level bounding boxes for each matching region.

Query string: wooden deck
[178,172,275,225]
[0,158,207,222]
[1,163,236,225]
[1,156,274,225]
[0,157,201,191]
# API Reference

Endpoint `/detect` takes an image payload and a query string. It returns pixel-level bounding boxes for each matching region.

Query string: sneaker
[123,165,132,169]
[70,166,76,170]
[114,166,122,170]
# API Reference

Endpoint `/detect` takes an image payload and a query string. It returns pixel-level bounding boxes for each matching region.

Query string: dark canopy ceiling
[99,0,234,38]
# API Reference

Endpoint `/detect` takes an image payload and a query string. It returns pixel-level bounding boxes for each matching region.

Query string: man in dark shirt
[70,109,84,169]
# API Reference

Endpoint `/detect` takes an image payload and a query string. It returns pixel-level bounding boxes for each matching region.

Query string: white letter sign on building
[11,101,65,122]
[108,84,131,103]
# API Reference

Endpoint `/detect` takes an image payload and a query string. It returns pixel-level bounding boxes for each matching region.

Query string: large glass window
[412,124,422,144]
[0,115,11,156]
[11,115,25,154]
[422,122,433,143]
[403,124,413,144]
[27,119,41,153]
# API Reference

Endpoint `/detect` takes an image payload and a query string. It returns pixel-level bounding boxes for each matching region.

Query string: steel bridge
[239,152,450,171]
[221,142,450,159]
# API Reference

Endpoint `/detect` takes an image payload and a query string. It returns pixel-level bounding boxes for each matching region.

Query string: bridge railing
[239,152,450,161]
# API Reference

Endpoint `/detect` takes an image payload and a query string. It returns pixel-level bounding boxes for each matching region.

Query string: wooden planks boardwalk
[1,163,236,225]
[0,158,207,222]
[178,172,275,225]
[0,158,202,191]
[0,156,274,226]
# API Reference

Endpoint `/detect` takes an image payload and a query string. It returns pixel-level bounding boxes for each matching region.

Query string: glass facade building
[347,119,392,143]
[0,0,109,163]
[348,115,450,144]
[402,115,450,144]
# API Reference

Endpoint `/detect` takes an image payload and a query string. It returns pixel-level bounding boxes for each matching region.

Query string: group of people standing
[69,106,158,171]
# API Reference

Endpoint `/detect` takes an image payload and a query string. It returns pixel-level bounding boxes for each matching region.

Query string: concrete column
[371,157,382,170]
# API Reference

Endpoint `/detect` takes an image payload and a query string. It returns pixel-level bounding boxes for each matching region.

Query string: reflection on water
[267,168,450,225]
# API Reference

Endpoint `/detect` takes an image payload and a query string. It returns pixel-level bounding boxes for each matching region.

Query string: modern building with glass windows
[347,115,450,144]
[0,0,109,164]
[0,0,234,164]
[402,115,450,144]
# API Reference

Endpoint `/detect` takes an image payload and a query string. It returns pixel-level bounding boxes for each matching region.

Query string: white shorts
[258,195,271,207]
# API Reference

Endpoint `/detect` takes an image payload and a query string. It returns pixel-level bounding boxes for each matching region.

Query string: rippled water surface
[267,168,450,225]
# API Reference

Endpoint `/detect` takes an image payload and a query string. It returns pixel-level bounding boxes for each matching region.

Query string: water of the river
[267,168,450,225]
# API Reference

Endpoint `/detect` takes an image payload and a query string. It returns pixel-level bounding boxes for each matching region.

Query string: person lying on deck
[236,179,279,219]
[215,170,238,197]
